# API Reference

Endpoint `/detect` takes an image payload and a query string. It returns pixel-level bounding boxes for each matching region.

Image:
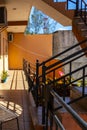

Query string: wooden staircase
[42,0,87,51]
[42,0,74,20]
[72,15,87,51]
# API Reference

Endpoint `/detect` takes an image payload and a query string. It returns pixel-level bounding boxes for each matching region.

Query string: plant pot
[53,84,70,97]
[1,78,7,83]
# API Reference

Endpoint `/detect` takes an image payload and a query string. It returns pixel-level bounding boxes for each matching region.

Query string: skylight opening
[25,6,72,35]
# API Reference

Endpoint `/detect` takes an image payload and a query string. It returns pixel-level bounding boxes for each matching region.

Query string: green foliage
[46,76,74,86]
[77,79,87,87]
[1,71,8,81]
[45,76,71,96]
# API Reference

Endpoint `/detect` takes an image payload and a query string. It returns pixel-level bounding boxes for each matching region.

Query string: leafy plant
[45,76,71,96]
[1,71,8,82]
[77,79,87,87]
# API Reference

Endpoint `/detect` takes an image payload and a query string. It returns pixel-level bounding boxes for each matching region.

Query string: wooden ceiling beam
[8,21,28,26]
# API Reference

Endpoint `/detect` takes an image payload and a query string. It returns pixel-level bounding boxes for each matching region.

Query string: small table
[0,102,20,130]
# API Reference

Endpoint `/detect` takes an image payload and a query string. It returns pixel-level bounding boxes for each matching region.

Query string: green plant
[77,79,87,87]
[1,71,8,82]
[45,76,74,97]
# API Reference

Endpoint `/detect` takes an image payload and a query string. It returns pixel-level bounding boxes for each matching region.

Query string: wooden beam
[0,0,5,4]
[8,21,28,26]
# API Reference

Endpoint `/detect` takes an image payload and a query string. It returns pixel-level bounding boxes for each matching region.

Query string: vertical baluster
[42,63,46,124]
[82,67,85,96]
[36,60,39,107]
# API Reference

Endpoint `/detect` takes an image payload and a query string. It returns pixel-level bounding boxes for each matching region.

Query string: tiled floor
[0,70,34,130]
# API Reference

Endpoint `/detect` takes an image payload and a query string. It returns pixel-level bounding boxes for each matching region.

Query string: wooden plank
[8,21,28,26]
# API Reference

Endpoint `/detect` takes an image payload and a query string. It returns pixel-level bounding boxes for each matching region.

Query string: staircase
[72,15,87,49]
[23,38,87,130]
[22,1,87,129]
[72,0,87,50]
[42,0,74,19]
[42,0,87,50]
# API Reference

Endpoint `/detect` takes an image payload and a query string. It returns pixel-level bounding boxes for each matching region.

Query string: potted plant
[46,76,73,97]
[53,78,71,97]
[1,71,8,83]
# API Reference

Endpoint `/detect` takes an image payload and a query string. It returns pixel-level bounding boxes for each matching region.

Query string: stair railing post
[76,0,79,10]
[28,63,30,75]
[69,61,72,84]
[42,62,46,124]
[36,60,39,107]
[23,58,24,71]
[25,60,28,80]
[75,0,79,16]
[82,67,85,96]
[23,58,26,74]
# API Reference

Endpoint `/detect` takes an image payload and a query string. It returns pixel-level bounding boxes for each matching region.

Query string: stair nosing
[81,29,87,31]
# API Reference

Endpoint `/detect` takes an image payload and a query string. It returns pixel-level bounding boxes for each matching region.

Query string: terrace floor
[0,70,87,130]
[0,70,34,130]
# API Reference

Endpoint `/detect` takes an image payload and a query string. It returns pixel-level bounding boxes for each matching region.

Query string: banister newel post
[42,62,46,124]
[36,60,39,107]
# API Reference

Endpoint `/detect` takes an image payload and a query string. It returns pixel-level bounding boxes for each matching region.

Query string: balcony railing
[67,0,87,24]
[54,0,87,24]
[45,86,87,130]
[23,39,87,129]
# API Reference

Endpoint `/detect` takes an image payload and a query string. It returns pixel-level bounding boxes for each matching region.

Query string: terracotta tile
[0,70,34,130]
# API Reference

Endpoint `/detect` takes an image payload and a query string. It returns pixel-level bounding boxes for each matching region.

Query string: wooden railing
[79,0,87,25]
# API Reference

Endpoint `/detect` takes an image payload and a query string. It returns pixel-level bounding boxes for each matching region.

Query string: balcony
[0,70,34,130]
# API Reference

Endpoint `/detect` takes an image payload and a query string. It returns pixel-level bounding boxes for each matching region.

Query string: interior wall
[0,29,8,72]
[8,33,52,69]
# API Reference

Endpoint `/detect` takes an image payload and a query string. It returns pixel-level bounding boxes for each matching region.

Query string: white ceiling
[0,0,72,33]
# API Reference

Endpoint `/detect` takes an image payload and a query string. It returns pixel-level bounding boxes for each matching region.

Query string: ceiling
[0,0,72,33]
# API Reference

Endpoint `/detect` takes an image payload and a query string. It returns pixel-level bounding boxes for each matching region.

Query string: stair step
[74,15,87,18]
[78,22,85,25]
[73,17,84,25]
[81,28,87,31]
[73,16,87,28]
[81,33,87,37]
[77,23,87,30]
[81,30,87,37]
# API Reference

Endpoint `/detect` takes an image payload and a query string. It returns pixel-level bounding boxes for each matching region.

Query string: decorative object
[1,71,8,83]
[46,76,72,97]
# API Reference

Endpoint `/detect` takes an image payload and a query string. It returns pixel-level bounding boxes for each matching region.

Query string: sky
[25,2,74,34]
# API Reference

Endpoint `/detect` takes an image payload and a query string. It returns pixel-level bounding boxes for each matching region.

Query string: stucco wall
[53,30,87,80]
[0,30,8,72]
[8,33,52,69]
